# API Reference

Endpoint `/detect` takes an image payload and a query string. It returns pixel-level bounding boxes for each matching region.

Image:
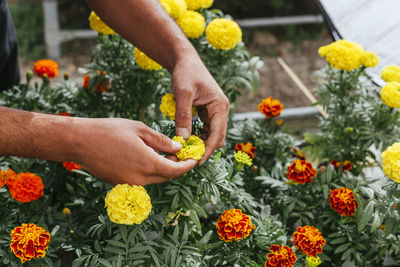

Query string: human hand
[172,56,229,165]
[72,118,197,185]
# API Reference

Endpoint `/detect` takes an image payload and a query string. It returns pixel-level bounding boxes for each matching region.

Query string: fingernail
[172,141,182,150]
[177,128,190,139]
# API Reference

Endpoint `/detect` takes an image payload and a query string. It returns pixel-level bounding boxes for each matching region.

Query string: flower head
[381,65,400,82]
[10,223,50,263]
[62,207,71,217]
[318,40,364,71]
[361,51,379,68]
[216,209,255,242]
[173,135,205,160]
[134,48,162,71]
[330,160,352,171]
[7,172,44,203]
[258,97,283,118]
[329,187,358,216]
[382,142,400,183]
[291,147,305,160]
[160,93,196,120]
[33,59,58,78]
[287,160,317,184]
[206,18,242,50]
[184,0,213,10]
[63,162,82,172]
[105,184,152,225]
[265,244,297,267]
[83,70,111,93]
[306,256,321,267]
[58,111,70,116]
[89,11,115,35]
[234,151,253,166]
[0,169,16,188]
[235,142,256,159]
[293,226,326,257]
[380,81,400,109]
[160,0,187,19]
[177,10,205,38]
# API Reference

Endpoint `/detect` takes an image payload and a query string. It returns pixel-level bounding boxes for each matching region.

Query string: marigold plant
[63,162,83,172]
[134,47,163,71]
[235,142,256,159]
[172,135,205,160]
[33,59,59,78]
[7,172,44,203]
[381,65,400,82]
[89,11,115,35]
[10,223,50,263]
[177,10,205,38]
[258,97,283,118]
[380,81,400,109]
[216,209,255,242]
[0,168,16,188]
[382,142,400,183]
[329,187,358,216]
[206,18,242,50]
[105,184,152,225]
[264,244,297,267]
[287,160,317,184]
[234,151,253,166]
[293,226,326,257]
[83,70,111,93]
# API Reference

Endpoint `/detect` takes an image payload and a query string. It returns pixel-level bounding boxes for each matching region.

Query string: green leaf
[334,242,351,254]
[102,246,125,255]
[106,239,126,248]
[370,211,381,233]
[196,230,213,247]
[330,236,347,245]
[358,201,374,232]
[97,259,112,267]
[188,210,201,230]
[322,184,329,199]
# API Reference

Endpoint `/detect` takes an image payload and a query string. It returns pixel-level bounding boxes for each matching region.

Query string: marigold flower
[382,142,400,183]
[342,160,352,171]
[318,40,364,71]
[134,47,162,71]
[160,0,187,19]
[89,11,115,35]
[216,209,255,242]
[329,187,358,216]
[265,244,297,267]
[10,223,50,263]
[62,207,71,218]
[361,51,379,68]
[33,59,59,78]
[105,184,152,225]
[184,0,213,10]
[57,111,70,116]
[291,147,305,160]
[275,119,283,126]
[7,172,44,203]
[63,162,82,172]
[380,81,400,109]
[258,97,283,118]
[173,135,205,160]
[330,160,352,171]
[83,70,111,93]
[287,160,316,184]
[159,93,196,120]
[235,142,256,159]
[0,169,16,188]
[306,256,321,267]
[206,18,242,50]
[234,151,253,166]
[381,65,400,82]
[177,10,205,38]
[293,226,326,257]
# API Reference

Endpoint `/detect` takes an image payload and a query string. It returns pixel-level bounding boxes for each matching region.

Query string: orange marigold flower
[258,97,283,118]
[275,119,283,126]
[330,159,341,170]
[342,160,352,171]
[7,172,44,203]
[329,187,358,216]
[0,169,16,188]
[62,162,82,172]
[265,244,297,267]
[216,209,255,242]
[33,59,58,78]
[10,223,50,263]
[291,147,305,160]
[293,226,326,257]
[57,111,70,116]
[235,142,256,159]
[330,160,352,171]
[83,71,110,93]
[287,160,317,184]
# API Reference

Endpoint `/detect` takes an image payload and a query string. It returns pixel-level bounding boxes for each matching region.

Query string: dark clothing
[0,0,19,91]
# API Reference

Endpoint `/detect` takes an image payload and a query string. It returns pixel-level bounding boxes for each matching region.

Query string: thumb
[174,89,194,139]
[140,127,182,154]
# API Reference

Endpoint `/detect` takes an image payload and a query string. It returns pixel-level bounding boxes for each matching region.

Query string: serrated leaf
[334,242,351,254]
[358,201,374,232]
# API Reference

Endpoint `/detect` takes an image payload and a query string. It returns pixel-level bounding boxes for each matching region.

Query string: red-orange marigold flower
[57,111,70,116]
[287,160,317,184]
[0,169,16,188]
[265,244,297,267]
[258,97,283,118]
[10,223,50,263]
[293,226,326,257]
[330,160,352,171]
[83,70,110,93]
[235,142,256,159]
[62,162,82,172]
[33,59,58,78]
[7,172,44,203]
[342,160,352,171]
[216,209,255,242]
[329,187,358,216]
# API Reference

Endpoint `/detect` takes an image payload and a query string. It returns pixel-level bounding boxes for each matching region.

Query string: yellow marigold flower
[206,18,242,50]
[184,0,213,10]
[159,93,196,120]
[10,223,50,263]
[382,142,400,183]
[177,10,205,38]
[306,256,322,267]
[235,142,256,159]
[89,11,115,35]
[62,207,71,218]
[318,40,364,71]
[134,48,162,71]
[216,209,255,242]
[361,51,379,68]
[380,81,400,109]
[381,65,400,82]
[234,151,252,166]
[160,0,187,19]
[105,184,152,225]
[173,135,205,160]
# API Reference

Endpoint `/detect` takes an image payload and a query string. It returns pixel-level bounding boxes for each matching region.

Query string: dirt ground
[18,31,332,113]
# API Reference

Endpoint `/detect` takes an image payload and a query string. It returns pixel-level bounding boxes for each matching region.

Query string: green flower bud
[343,127,354,133]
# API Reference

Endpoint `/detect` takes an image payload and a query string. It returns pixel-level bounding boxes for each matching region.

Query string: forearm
[86,0,199,72]
[0,106,79,162]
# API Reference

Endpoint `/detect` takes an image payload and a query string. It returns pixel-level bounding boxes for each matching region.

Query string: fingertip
[176,127,190,139]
